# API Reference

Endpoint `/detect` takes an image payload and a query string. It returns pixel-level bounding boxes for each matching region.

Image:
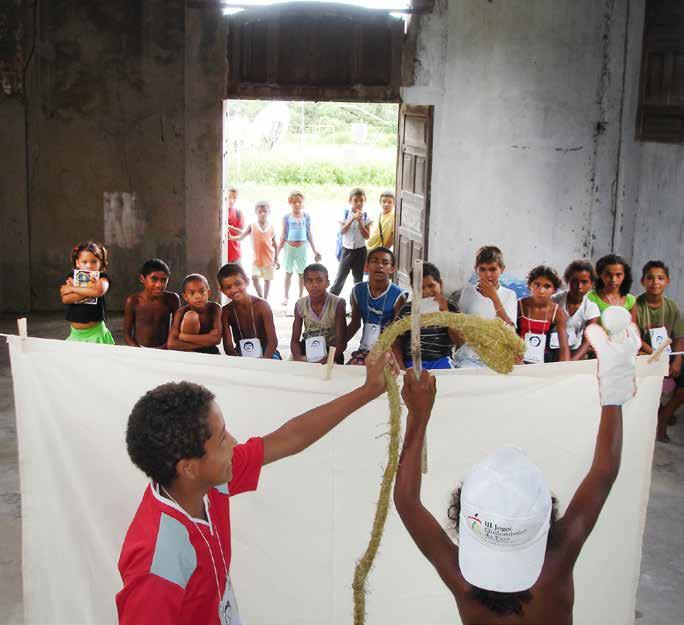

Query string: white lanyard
[161,486,228,603]
[232,298,262,357]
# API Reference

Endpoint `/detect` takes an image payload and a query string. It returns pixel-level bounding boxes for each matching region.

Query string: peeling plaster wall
[424,0,638,292]
[0,98,30,312]
[0,0,224,312]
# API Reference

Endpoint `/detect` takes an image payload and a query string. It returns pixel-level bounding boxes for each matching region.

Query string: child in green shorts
[60,241,115,344]
[277,190,321,308]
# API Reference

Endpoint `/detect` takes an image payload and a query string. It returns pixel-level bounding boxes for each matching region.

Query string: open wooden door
[394,105,433,288]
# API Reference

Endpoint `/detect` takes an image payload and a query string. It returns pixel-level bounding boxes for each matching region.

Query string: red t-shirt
[227,206,244,262]
[116,437,264,625]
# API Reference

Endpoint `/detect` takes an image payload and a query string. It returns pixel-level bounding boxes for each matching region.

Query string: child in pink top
[227,201,279,300]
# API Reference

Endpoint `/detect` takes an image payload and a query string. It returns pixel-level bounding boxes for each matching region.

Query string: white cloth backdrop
[7,336,666,625]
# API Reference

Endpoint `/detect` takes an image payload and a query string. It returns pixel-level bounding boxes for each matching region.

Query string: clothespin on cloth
[648,337,673,364]
[410,259,428,474]
[17,317,28,352]
[323,346,337,381]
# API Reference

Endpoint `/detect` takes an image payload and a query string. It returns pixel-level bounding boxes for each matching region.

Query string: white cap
[458,447,552,593]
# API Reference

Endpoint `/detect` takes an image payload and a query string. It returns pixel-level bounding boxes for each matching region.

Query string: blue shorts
[405,356,455,370]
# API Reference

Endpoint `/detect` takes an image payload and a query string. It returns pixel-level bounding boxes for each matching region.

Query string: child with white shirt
[552,260,600,360]
[330,188,372,295]
[454,245,518,368]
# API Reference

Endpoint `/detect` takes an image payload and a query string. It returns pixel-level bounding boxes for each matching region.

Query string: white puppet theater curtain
[7,336,665,625]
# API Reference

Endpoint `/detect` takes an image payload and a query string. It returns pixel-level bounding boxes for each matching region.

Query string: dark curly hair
[71,241,108,271]
[563,259,597,285]
[126,381,215,486]
[595,254,633,295]
[527,265,562,291]
[447,485,560,617]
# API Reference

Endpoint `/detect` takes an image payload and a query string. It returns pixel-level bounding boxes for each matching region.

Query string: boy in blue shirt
[346,246,407,365]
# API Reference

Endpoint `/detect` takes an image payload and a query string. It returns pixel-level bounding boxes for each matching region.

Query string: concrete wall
[417,0,683,304]
[0,98,30,312]
[0,0,224,312]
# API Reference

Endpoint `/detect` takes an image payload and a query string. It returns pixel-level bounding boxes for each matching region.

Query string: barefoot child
[124,259,180,348]
[586,254,637,324]
[225,187,244,264]
[346,246,407,365]
[60,241,114,344]
[226,201,279,300]
[218,263,280,359]
[552,260,600,360]
[117,351,398,624]
[454,246,517,368]
[331,188,372,295]
[366,190,395,252]
[393,310,641,625]
[167,274,222,354]
[635,260,684,442]
[393,262,460,370]
[277,190,321,307]
[517,265,570,363]
[290,263,347,364]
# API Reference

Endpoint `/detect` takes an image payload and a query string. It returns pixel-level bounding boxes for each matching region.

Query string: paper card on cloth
[6,337,665,625]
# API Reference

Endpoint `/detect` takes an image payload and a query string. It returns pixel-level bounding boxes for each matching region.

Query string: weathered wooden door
[394,105,433,288]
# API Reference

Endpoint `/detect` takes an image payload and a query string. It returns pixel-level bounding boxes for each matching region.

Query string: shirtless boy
[218,263,280,359]
[393,310,641,625]
[124,259,180,348]
[167,274,222,354]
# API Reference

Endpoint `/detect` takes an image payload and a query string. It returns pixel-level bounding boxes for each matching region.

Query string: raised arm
[558,320,640,566]
[393,370,461,590]
[123,296,140,347]
[262,351,396,464]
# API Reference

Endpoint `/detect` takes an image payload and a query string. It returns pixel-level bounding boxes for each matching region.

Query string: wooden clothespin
[17,317,27,339]
[648,337,673,364]
[323,346,337,381]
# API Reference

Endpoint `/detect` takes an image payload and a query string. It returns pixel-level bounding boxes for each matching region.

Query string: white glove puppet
[585,306,641,406]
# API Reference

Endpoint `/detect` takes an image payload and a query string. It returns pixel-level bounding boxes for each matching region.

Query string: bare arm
[262,352,394,465]
[167,309,204,351]
[346,295,362,342]
[226,224,251,241]
[670,336,683,378]
[571,317,598,361]
[123,296,140,347]
[260,301,278,359]
[393,371,461,591]
[290,308,306,362]
[306,221,320,258]
[558,405,623,567]
[333,299,348,355]
[69,277,110,299]
[178,304,222,347]
[556,309,571,362]
[221,307,239,356]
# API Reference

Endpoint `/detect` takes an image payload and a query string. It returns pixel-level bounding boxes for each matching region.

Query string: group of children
[223,186,396,305]
[61,240,683,442]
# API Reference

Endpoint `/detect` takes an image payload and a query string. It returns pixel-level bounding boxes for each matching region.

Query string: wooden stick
[17,318,27,339]
[324,346,337,380]
[648,338,673,364]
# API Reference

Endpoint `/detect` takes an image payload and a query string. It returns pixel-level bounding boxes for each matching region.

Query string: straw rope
[352,312,525,625]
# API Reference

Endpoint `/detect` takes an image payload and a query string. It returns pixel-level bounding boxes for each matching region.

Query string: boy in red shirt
[117,351,396,625]
[225,187,244,263]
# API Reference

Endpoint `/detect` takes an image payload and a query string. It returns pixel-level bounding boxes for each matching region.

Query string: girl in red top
[517,266,570,364]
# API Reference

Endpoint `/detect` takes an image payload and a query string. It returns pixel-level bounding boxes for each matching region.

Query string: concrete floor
[0,312,682,624]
